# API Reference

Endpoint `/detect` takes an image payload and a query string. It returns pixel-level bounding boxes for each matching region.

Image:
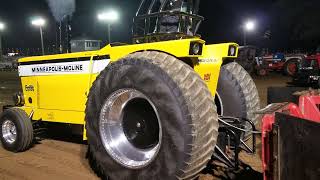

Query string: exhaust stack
[57,16,72,53]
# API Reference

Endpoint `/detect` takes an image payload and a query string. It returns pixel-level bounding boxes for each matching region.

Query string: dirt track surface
[0,141,96,180]
[0,72,290,180]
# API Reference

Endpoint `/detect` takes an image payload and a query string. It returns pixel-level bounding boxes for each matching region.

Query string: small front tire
[0,108,34,152]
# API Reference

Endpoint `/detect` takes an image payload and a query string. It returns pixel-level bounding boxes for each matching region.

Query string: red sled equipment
[261,89,320,180]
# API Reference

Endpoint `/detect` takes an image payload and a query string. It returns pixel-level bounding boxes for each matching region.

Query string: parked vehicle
[305,46,320,66]
[256,52,304,76]
[288,47,320,88]
[236,46,258,74]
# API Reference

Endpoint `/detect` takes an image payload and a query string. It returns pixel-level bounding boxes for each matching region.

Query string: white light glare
[31,18,46,27]
[0,22,5,31]
[245,21,255,31]
[98,10,119,23]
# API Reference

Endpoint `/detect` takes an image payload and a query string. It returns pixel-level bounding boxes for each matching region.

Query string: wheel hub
[287,63,297,75]
[99,89,162,169]
[2,120,17,144]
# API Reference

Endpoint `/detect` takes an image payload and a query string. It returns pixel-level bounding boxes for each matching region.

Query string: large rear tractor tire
[284,58,299,76]
[85,51,219,180]
[215,62,260,132]
[0,108,34,152]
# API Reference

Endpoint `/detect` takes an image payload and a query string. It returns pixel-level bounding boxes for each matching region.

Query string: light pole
[0,22,5,61]
[97,10,119,44]
[243,20,255,46]
[31,17,46,55]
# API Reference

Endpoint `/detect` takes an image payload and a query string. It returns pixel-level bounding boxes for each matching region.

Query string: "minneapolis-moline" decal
[18,58,110,77]
[31,64,84,73]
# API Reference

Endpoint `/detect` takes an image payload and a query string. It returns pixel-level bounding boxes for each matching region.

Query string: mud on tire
[216,62,260,132]
[85,51,219,180]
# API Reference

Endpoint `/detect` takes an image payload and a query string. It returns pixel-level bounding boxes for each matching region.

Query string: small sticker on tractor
[204,74,211,81]
[25,85,34,92]
[47,112,54,120]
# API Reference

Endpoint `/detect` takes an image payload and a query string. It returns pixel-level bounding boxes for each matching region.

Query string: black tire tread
[223,62,260,126]
[0,108,33,152]
[85,51,219,180]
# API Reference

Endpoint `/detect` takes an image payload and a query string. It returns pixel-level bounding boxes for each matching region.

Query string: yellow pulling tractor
[0,0,260,179]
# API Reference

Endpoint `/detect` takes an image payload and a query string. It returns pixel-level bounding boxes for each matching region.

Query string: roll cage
[133,0,203,43]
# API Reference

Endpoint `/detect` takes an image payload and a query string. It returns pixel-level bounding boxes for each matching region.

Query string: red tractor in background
[261,88,320,180]
[305,46,320,64]
[289,47,320,88]
[255,52,305,76]
[236,46,305,77]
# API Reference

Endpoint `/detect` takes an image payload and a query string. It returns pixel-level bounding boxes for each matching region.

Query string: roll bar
[133,0,203,43]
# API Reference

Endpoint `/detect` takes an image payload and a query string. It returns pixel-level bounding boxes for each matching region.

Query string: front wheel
[85,51,219,180]
[0,108,34,152]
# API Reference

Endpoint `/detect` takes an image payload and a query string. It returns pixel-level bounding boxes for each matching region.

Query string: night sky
[0,0,319,51]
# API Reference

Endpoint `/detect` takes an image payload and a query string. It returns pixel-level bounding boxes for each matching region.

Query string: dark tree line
[271,0,320,49]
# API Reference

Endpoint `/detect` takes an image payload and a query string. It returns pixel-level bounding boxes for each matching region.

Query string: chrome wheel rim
[99,89,162,169]
[2,120,17,144]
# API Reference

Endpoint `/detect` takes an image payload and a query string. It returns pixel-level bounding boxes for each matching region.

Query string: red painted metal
[262,90,320,180]
[305,53,320,68]
[264,59,285,71]
[257,60,285,76]
[299,93,320,122]
[286,62,297,76]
